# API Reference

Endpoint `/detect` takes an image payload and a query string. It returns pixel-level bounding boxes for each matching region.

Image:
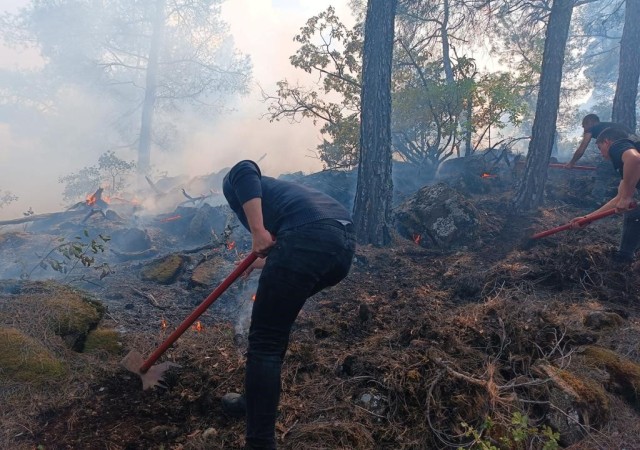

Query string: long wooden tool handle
[140,252,258,373]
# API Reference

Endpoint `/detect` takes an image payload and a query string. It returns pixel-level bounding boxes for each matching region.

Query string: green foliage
[58,150,135,201]
[264,7,362,170]
[26,231,112,282]
[460,412,560,450]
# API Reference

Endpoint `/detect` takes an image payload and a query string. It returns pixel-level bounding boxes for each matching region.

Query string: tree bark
[512,0,574,212]
[137,0,165,174]
[353,0,397,246]
[612,0,640,131]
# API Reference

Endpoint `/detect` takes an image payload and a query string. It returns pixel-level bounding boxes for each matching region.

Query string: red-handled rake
[122,252,258,389]
[530,203,637,240]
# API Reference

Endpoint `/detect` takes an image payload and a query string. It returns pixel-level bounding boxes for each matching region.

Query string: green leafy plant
[460,412,560,450]
[58,151,135,202]
[25,231,112,282]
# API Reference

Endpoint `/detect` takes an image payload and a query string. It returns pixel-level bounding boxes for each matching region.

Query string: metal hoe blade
[121,350,180,390]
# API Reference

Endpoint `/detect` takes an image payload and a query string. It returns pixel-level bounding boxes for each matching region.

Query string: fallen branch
[131,287,165,309]
[0,211,81,226]
[145,176,165,195]
[110,247,159,261]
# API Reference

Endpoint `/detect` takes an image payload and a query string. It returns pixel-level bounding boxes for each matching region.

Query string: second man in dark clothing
[221,160,356,449]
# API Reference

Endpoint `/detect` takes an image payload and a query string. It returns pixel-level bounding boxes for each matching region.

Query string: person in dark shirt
[570,127,640,262]
[221,160,356,449]
[565,114,633,168]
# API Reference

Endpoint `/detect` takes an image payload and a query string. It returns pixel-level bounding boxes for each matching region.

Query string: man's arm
[616,149,640,211]
[241,197,275,257]
[566,133,592,168]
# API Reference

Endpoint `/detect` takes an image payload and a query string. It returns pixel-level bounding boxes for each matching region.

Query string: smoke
[0,0,356,220]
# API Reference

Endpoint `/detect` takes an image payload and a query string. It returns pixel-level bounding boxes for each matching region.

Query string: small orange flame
[481,173,497,179]
[412,233,422,245]
[227,241,236,250]
[192,321,203,333]
[102,195,111,204]
[86,193,97,206]
[161,318,167,329]
[160,215,182,223]
[252,294,256,302]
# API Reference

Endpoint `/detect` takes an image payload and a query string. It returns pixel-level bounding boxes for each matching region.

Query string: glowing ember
[252,294,256,302]
[192,321,203,333]
[227,241,236,250]
[161,318,167,329]
[160,215,182,223]
[86,194,97,206]
[412,233,422,245]
[481,173,497,179]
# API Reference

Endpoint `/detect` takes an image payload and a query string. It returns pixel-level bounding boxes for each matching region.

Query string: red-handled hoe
[122,252,258,389]
[530,202,637,240]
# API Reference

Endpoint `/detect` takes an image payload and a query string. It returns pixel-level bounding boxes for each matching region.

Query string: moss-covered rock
[0,281,104,351]
[83,328,122,355]
[583,346,640,410]
[536,363,609,445]
[140,254,187,285]
[190,256,227,287]
[0,327,66,383]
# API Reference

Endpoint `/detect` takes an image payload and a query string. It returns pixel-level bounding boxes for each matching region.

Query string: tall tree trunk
[441,0,454,84]
[353,0,397,246]
[464,96,473,156]
[137,0,165,174]
[512,0,574,212]
[612,0,640,131]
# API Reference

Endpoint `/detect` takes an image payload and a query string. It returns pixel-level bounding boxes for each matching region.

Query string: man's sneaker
[221,393,246,418]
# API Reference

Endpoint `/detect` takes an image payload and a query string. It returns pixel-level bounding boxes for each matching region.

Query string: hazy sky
[0,1,356,219]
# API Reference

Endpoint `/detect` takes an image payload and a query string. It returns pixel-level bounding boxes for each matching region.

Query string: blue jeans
[245,220,356,449]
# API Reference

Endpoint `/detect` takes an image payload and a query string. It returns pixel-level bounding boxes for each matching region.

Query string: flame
[160,215,182,223]
[412,233,422,245]
[227,241,236,250]
[192,321,203,333]
[481,173,497,179]
[161,318,167,329]
[252,294,256,302]
[86,193,97,206]
[102,195,111,204]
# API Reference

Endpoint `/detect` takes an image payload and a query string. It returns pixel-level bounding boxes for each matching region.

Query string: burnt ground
[2,188,640,449]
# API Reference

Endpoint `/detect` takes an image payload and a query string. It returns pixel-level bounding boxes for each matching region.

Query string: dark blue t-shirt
[609,139,640,188]
[223,160,352,234]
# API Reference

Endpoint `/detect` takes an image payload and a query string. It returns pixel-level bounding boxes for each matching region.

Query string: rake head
[121,350,181,390]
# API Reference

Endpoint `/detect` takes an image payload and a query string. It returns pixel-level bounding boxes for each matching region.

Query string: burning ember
[412,233,422,245]
[252,294,256,302]
[227,241,236,251]
[481,173,498,179]
[161,318,168,329]
[86,193,97,206]
[159,215,182,223]
[84,187,109,208]
[192,321,203,333]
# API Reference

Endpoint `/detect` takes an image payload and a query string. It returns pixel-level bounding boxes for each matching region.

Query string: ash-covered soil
[2,193,640,450]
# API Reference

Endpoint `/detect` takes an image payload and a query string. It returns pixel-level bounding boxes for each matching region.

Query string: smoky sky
[0,1,355,220]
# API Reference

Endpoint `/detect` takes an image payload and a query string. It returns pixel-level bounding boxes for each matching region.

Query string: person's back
[222,160,356,449]
[567,114,634,167]
[223,160,351,234]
